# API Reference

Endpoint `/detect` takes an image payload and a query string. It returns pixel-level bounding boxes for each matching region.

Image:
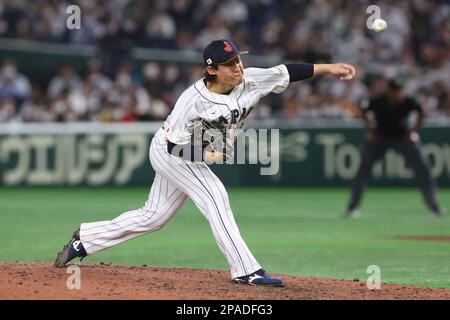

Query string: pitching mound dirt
[1,262,449,300]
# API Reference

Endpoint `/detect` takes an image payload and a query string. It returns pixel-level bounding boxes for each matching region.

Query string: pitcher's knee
[138,207,169,231]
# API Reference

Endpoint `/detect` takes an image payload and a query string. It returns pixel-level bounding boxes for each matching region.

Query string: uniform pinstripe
[79,65,290,278]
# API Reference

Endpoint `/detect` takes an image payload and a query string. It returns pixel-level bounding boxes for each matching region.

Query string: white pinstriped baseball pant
[79,129,261,278]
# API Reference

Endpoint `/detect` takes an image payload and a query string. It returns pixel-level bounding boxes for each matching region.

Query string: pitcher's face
[215,56,244,87]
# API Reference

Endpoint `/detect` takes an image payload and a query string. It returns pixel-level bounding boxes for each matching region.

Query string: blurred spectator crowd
[0,0,449,122]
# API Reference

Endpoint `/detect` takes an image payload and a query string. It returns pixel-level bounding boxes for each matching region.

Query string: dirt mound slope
[1,262,449,300]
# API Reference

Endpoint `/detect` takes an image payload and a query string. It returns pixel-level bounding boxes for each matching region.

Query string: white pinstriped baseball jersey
[162,65,290,145]
[79,65,290,279]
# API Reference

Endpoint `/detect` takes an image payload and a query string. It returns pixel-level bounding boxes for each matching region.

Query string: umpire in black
[345,78,443,218]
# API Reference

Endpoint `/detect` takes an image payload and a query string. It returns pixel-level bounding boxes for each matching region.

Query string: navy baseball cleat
[54,228,87,268]
[233,269,284,287]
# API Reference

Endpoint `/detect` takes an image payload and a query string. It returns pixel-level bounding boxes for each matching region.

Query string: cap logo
[223,41,232,52]
[206,58,212,65]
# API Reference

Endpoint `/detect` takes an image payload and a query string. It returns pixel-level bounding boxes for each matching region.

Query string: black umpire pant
[347,138,439,212]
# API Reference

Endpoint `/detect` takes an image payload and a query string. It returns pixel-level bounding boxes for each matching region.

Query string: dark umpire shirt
[362,94,422,138]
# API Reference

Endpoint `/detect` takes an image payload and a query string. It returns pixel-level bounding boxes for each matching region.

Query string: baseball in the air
[372,18,387,32]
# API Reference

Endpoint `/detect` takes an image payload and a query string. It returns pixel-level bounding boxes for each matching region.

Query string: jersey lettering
[231,109,240,124]
[241,107,254,120]
[218,115,228,125]
[230,107,254,125]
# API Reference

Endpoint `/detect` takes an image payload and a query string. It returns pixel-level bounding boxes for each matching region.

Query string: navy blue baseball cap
[203,39,248,66]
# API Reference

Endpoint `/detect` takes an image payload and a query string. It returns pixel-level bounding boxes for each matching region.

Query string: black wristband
[285,63,314,82]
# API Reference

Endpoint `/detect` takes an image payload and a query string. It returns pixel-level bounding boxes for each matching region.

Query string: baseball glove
[200,119,234,163]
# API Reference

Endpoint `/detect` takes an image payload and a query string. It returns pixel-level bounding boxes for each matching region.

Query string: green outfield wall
[0,123,449,186]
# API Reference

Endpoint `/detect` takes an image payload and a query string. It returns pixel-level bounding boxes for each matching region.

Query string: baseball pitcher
[54,39,355,287]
